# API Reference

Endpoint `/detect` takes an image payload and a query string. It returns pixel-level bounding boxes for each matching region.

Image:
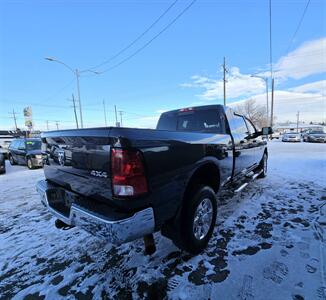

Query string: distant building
[274,123,325,133]
[0,130,41,139]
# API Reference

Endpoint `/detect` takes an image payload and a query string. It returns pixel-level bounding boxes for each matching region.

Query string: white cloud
[288,80,326,95]
[229,89,325,123]
[182,67,266,101]
[181,37,326,123]
[272,38,326,80]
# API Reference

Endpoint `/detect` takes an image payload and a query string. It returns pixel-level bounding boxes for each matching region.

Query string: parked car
[270,131,281,140]
[8,138,44,169]
[37,105,272,254]
[304,130,326,143]
[301,130,311,142]
[0,138,13,159]
[282,132,301,142]
[0,153,6,174]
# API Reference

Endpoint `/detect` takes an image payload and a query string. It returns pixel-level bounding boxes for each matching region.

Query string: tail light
[179,107,193,112]
[111,148,148,197]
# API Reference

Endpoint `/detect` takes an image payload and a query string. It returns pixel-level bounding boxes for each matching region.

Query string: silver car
[305,130,326,143]
[282,132,301,142]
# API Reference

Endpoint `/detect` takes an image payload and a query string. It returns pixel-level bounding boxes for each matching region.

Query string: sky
[0,0,325,131]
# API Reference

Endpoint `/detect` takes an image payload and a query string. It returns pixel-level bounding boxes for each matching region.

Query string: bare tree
[235,99,268,129]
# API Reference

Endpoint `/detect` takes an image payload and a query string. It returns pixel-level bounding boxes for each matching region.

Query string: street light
[45,57,100,128]
[251,74,269,124]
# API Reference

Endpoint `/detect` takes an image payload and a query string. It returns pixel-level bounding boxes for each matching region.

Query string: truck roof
[162,104,226,115]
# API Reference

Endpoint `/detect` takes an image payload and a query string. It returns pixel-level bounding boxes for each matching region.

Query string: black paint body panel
[41,105,267,229]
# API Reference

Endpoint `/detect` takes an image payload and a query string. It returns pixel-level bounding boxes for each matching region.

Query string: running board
[235,169,263,193]
[252,169,263,180]
[235,182,248,193]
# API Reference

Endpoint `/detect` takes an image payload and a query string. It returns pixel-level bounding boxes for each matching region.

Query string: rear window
[26,140,42,150]
[157,109,226,134]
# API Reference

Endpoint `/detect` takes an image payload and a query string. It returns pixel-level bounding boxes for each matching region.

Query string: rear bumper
[307,138,326,143]
[36,180,155,244]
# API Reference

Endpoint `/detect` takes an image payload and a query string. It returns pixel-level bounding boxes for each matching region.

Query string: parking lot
[0,141,325,300]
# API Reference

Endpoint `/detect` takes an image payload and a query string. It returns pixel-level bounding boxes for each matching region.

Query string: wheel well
[161,163,220,239]
[184,163,220,197]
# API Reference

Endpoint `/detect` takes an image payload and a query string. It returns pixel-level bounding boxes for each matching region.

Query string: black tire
[9,155,16,165]
[27,158,34,169]
[258,152,267,178]
[172,185,217,254]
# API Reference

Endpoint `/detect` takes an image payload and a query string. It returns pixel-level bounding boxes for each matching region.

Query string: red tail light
[111,148,148,197]
[179,107,193,112]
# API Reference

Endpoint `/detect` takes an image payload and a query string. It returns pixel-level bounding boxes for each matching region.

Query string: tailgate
[42,128,113,200]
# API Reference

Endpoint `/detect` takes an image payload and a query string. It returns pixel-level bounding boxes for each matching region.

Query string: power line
[43,78,75,103]
[119,111,123,127]
[97,0,198,73]
[223,57,228,106]
[103,99,108,126]
[87,0,179,71]
[70,94,79,129]
[8,109,18,130]
[284,0,311,55]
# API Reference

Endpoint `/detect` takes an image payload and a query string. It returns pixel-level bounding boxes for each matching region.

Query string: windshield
[26,140,42,151]
[310,130,324,134]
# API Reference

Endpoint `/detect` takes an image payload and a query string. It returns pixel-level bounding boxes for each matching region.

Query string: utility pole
[266,78,269,125]
[71,94,79,129]
[103,99,107,126]
[269,0,273,79]
[114,105,119,127]
[46,120,49,131]
[45,57,99,129]
[270,78,275,128]
[75,69,83,128]
[119,111,123,127]
[55,121,59,130]
[9,109,18,130]
[296,111,300,133]
[223,57,228,106]
[251,75,269,125]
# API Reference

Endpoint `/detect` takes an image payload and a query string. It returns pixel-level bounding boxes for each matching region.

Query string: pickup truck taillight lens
[111,148,148,197]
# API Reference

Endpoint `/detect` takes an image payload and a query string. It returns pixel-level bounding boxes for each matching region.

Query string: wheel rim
[193,198,213,240]
[10,156,13,164]
[28,159,32,168]
[263,154,267,174]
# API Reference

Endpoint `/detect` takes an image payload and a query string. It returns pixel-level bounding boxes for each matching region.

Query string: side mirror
[262,127,273,135]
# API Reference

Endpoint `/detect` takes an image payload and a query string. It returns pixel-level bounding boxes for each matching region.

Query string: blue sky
[0,0,325,130]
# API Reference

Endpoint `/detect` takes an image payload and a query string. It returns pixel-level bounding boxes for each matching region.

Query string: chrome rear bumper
[36,180,155,244]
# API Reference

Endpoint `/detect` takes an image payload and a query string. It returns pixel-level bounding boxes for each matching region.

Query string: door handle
[253,140,257,143]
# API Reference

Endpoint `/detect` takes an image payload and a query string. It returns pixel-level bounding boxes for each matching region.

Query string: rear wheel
[258,152,267,178]
[172,185,217,254]
[9,155,16,165]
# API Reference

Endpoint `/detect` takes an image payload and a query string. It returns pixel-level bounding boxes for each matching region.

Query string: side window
[245,119,256,134]
[229,114,248,134]
[18,140,25,149]
[10,140,17,149]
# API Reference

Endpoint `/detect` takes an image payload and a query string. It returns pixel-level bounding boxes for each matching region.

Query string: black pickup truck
[37,105,271,254]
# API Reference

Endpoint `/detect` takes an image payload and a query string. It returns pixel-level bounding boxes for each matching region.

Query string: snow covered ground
[0,141,325,300]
